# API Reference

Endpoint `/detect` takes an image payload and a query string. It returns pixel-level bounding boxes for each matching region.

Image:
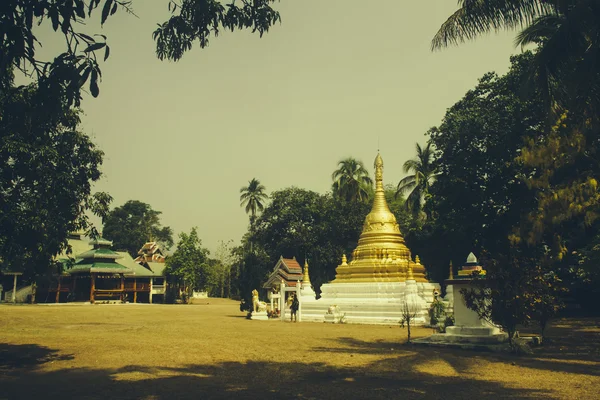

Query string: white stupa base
[443,284,454,314]
[422,325,508,345]
[250,311,269,320]
[300,286,316,298]
[299,281,440,325]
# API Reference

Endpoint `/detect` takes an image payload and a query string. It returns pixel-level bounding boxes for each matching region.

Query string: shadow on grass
[311,321,600,378]
[0,343,549,400]
[2,316,597,400]
[0,343,74,374]
[532,318,600,362]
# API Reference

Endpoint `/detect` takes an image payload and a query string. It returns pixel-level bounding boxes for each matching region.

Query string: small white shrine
[421,252,508,345]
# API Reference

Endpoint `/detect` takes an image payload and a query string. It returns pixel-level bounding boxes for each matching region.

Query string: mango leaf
[90,69,99,97]
[75,0,86,18]
[83,42,106,52]
[49,8,59,31]
[101,0,114,25]
[104,45,110,61]
[78,65,92,87]
[78,33,95,42]
[88,0,102,16]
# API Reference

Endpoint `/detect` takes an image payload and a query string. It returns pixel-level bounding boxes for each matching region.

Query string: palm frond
[403,159,420,174]
[432,0,556,50]
[514,14,562,47]
[404,186,423,215]
[240,178,268,217]
[395,175,416,198]
[332,157,372,202]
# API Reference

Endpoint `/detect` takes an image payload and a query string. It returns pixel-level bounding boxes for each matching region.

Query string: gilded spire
[303,260,311,286]
[407,261,414,280]
[449,261,454,279]
[334,153,431,283]
[362,153,399,235]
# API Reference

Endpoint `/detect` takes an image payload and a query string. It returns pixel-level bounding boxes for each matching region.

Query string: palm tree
[432,1,600,115]
[431,1,554,50]
[239,178,268,226]
[396,143,437,217]
[331,158,373,202]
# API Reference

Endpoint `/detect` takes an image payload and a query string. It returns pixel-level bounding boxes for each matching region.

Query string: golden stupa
[334,153,428,283]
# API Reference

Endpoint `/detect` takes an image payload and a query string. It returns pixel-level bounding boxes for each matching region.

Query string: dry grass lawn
[1,299,599,399]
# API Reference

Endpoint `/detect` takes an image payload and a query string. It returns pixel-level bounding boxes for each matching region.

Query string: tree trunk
[227,266,231,298]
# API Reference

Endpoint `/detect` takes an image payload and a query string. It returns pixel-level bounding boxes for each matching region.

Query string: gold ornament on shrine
[334,153,430,283]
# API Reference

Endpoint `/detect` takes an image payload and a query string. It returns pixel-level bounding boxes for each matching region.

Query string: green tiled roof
[57,237,165,277]
[116,252,159,277]
[68,261,131,274]
[77,248,123,260]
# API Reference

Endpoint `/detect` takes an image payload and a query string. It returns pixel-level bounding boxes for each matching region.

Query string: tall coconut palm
[396,143,437,217]
[240,178,268,226]
[331,158,373,203]
[432,1,600,115]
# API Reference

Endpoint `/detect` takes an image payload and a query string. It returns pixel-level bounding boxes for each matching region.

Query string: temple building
[300,153,440,324]
[262,256,303,291]
[262,257,304,315]
[36,234,167,303]
[59,237,132,303]
[134,241,166,263]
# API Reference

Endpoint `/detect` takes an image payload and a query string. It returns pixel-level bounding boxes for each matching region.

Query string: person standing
[290,293,299,322]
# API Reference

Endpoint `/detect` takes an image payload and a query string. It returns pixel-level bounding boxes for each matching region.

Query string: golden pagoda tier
[298,153,440,325]
[333,153,428,283]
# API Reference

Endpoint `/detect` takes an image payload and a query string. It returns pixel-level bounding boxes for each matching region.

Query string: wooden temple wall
[39,276,157,304]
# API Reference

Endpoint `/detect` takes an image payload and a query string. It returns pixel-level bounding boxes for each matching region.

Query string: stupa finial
[303,259,311,286]
[341,254,348,265]
[415,255,421,264]
[449,260,454,279]
[374,153,383,183]
[407,262,414,280]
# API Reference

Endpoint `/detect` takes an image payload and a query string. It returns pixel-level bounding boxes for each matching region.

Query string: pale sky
[30,1,520,253]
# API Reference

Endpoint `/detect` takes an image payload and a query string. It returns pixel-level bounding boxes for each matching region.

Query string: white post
[280,281,285,322]
[296,285,302,322]
[12,274,17,303]
[149,278,153,304]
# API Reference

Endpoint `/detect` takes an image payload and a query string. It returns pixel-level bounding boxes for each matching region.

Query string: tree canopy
[164,227,213,297]
[239,178,268,225]
[418,52,546,282]
[0,0,281,277]
[0,73,110,277]
[102,200,173,258]
[1,0,282,107]
[432,0,600,318]
[433,1,600,114]
[395,142,437,218]
[238,185,410,297]
[331,158,373,203]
